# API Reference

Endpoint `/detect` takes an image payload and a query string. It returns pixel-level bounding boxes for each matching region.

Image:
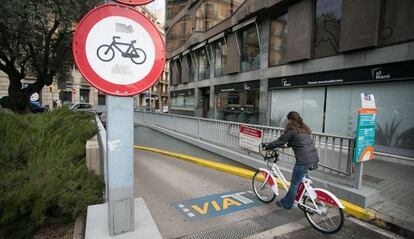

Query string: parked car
[69,103,95,113]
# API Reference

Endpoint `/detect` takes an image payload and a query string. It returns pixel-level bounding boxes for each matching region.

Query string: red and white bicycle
[252,145,345,234]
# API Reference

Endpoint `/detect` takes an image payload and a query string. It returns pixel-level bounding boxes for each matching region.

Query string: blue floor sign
[174,190,265,221]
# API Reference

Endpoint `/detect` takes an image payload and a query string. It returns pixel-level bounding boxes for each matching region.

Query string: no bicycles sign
[73,3,165,96]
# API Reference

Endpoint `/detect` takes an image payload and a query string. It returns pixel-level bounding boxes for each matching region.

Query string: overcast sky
[147,0,165,10]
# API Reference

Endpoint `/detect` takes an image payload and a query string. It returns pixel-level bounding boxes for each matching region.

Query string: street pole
[106,0,134,235]
[149,87,152,112]
[106,95,135,235]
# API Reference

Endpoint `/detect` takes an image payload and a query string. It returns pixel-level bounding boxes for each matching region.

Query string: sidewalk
[363,158,414,238]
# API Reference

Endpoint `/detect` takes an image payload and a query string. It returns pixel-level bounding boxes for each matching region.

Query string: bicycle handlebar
[259,144,281,163]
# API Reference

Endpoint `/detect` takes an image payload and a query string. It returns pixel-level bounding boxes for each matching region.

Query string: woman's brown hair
[285,111,312,134]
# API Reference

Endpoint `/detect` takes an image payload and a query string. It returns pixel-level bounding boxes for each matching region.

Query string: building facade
[165,0,414,158]
[134,5,170,111]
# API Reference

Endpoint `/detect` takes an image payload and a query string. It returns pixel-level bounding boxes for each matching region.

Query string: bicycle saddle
[131,40,136,44]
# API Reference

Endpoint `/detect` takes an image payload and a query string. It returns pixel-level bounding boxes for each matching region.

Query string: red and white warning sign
[73,3,165,96]
[239,125,263,153]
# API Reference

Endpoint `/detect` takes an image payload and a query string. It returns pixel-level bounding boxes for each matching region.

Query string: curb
[134,146,412,238]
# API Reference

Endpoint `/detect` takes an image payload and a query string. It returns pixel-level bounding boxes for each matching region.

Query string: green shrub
[0,109,103,238]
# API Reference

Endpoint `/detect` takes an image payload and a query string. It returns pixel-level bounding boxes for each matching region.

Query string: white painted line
[183,208,190,212]
[187,213,195,217]
[178,204,185,208]
[233,195,253,204]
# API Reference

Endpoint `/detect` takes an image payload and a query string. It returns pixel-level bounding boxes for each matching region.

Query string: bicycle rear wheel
[131,48,146,64]
[252,170,276,203]
[302,195,344,234]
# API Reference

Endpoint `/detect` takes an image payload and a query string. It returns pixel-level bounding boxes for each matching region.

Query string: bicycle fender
[314,188,345,209]
[258,168,279,195]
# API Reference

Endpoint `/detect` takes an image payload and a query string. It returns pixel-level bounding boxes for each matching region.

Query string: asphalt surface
[134,150,402,239]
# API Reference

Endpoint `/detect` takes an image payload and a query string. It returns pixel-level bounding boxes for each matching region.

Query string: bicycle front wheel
[252,170,276,203]
[303,195,344,234]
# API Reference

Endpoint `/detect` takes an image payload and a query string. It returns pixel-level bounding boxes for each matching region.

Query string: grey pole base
[85,198,162,239]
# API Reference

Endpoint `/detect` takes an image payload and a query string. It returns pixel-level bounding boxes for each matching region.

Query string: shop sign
[239,125,263,153]
[269,60,414,89]
[216,80,260,92]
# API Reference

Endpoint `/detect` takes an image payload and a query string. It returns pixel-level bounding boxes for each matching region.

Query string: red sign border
[73,3,165,96]
[114,0,154,6]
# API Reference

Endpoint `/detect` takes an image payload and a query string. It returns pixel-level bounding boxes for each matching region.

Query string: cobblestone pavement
[364,159,414,231]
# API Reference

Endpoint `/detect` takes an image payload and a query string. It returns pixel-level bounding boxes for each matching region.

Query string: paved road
[134,150,402,239]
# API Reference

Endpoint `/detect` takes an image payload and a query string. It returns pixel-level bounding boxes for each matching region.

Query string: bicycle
[252,145,345,234]
[96,36,146,64]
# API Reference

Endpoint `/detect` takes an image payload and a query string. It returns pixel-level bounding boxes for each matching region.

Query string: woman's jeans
[279,164,311,209]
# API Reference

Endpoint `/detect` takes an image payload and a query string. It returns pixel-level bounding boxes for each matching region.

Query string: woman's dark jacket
[266,130,319,166]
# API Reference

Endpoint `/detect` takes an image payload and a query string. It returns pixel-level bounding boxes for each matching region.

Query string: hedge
[0,109,103,238]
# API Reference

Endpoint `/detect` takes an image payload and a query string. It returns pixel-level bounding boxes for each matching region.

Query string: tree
[0,0,102,113]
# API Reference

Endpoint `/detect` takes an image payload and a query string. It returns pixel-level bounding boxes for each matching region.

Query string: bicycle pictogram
[97,36,146,64]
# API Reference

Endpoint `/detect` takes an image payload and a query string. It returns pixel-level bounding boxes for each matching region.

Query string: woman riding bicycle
[261,111,319,210]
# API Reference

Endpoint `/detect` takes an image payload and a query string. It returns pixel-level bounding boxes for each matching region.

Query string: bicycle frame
[109,39,135,55]
[258,161,344,213]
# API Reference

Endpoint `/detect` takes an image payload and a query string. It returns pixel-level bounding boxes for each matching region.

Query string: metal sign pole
[353,162,363,189]
[107,95,134,235]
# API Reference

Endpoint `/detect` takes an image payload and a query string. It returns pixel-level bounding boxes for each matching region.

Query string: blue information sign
[354,108,377,162]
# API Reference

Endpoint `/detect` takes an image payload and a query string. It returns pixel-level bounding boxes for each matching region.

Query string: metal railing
[95,116,108,200]
[135,111,355,176]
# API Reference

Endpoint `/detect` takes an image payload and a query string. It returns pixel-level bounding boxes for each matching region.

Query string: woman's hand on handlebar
[260,143,273,151]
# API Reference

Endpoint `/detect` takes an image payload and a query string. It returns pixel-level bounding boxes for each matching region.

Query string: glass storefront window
[216,91,259,124]
[313,0,342,58]
[214,39,227,77]
[270,88,325,132]
[198,48,210,80]
[379,0,414,46]
[170,94,195,110]
[269,14,288,66]
[167,16,192,51]
[166,0,187,20]
[325,81,414,157]
[241,25,260,72]
[195,0,246,32]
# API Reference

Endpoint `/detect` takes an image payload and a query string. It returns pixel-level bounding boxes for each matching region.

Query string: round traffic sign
[73,3,165,96]
[114,0,154,5]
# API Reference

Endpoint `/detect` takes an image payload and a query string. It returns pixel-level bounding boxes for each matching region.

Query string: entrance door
[201,88,210,118]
